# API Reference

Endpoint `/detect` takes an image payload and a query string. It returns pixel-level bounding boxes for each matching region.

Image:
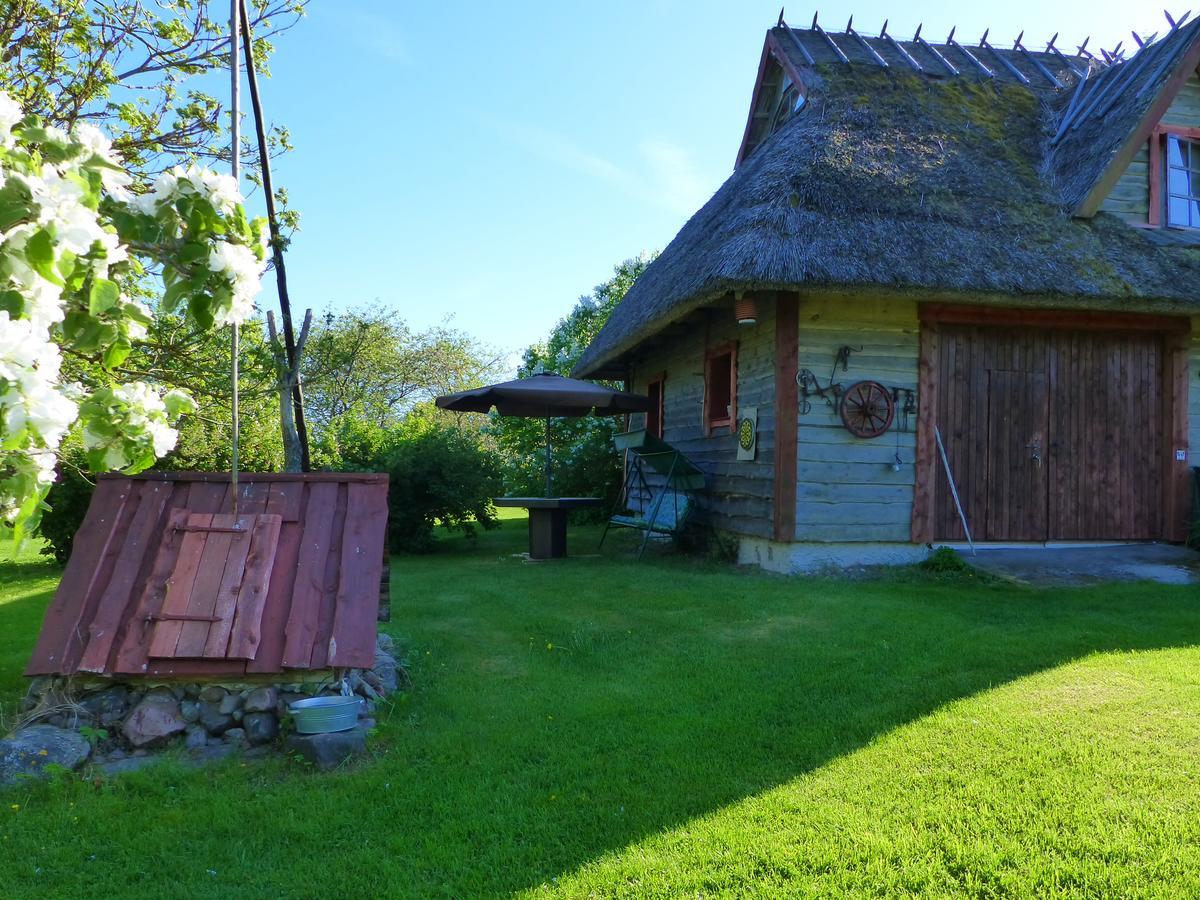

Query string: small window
[1166,135,1200,228]
[704,343,737,434]
[645,375,664,438]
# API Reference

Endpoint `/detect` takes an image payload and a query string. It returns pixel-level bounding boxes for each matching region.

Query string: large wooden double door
[933,324,1166,541]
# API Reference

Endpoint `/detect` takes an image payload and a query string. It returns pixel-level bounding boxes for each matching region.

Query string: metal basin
[288,695,361,734]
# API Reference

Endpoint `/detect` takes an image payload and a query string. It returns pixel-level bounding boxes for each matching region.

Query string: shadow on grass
[1,517,1197,897]
[376,516,1200,895]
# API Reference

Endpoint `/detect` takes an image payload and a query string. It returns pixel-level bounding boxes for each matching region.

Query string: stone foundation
[1,634,404,784]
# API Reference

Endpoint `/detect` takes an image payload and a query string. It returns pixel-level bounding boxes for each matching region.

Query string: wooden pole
[239,0,311,471]
[544,417,552,497]
[229,0,240,515]
[934,425,975,554]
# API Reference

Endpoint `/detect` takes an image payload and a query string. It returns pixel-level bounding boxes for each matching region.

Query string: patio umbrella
[436,372,652,495]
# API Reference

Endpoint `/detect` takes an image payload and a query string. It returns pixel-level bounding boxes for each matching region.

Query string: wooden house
[575,15,1200,570]
[26,472,389,680]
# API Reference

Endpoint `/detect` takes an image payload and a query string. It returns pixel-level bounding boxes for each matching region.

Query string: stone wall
[2,633,403,783]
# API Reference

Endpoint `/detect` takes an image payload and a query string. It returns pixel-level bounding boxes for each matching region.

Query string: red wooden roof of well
[26,472,389,679]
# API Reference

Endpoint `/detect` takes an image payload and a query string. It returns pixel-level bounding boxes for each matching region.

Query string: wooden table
[493,497,603,559]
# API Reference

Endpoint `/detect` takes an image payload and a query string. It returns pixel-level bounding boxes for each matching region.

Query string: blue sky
[251,1,1173,368]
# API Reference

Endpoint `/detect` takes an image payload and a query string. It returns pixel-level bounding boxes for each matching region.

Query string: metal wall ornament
[840,380,895,438]
[796,345,916,438]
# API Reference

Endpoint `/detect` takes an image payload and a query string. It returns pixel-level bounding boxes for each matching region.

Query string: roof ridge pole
[1046,32,1086,78]
[913,24,960,75]
[812,11,851,64]
[1076,37,1100,65]
[979,29,1030,84]
[1013,31,1063,86]
[781,20,816,65]
[947,25,995,76]
[1137,15,1200,96]
[881,19,924,71]
[1097,37,1174,114]
[1067,57,1137,128]
[846,16,889,67]
[229,0,240,518]
[1051,64,1091,144]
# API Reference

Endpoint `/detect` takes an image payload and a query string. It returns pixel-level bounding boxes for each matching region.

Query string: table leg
[528,507,569,559]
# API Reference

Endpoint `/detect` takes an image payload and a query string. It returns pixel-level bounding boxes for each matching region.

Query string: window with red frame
[704,343,737,434]
[645,375,664,438]
[1148,125,1200,227]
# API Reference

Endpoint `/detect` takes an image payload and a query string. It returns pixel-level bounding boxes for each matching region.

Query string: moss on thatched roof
[575,49,1200,378]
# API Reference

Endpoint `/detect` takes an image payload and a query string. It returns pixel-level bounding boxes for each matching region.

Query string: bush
[918,546,978,579]
[492,415,622,521]
[39,464,95,564]
[381,423,503,553]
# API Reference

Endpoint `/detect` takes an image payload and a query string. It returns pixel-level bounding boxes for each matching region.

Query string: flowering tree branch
[0,91,267,537]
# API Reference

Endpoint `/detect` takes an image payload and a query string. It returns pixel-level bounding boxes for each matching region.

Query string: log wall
[794,296,920,542]
[629,298,778,539]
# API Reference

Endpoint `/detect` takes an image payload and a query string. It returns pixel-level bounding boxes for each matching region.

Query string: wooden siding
[1102,72,1200,222]
[794,297,920,542]
[629,298,778,539]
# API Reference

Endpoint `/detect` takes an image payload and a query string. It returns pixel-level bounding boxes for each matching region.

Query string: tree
[301,306,504,435]
[0,1,305,189]
[491,254,654,507]
[0,91,269,537]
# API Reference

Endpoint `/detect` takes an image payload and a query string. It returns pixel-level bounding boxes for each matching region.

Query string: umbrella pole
[544,417,552,496]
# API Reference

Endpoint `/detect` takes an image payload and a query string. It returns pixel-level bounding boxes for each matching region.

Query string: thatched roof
[575,19,1200,379]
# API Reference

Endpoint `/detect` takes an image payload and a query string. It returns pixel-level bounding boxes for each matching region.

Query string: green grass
[1,522,1199,897]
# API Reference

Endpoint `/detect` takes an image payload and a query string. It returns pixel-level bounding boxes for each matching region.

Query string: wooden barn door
[1047,331,1164,539]
[986,368,1049,540]
[931,323,1166,542]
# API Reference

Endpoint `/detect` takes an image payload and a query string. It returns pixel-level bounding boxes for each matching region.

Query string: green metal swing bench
[601,429,705,559]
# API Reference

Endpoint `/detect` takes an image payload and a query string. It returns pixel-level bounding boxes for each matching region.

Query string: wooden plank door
[146,512,282,660]
[986,369,1049,540]
[1048,331,1164,539]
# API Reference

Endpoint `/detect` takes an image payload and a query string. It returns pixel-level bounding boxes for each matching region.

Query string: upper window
[704,343,737,434]
[1166,135,1200,228]
[645,375,664,439]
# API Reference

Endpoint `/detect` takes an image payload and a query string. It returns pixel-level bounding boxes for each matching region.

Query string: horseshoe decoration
[840,380,895,438]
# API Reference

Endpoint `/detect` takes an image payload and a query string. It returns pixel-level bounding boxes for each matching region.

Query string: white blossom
[0,313,78,447]
[207,240,264,326]
[0,93,257,534]
[0,92,22,147]
[73,122,113,159]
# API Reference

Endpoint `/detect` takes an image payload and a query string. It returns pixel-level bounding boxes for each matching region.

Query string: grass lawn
[1,519,1199,897]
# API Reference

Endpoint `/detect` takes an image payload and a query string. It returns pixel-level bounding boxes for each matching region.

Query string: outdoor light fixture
[734,290,758,326]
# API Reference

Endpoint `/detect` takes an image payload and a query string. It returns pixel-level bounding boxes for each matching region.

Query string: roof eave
[1074,36,1200,217]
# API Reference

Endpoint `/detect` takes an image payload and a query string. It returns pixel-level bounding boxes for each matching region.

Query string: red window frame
[1147,124,1200,227]
[704,342,738,435]
[645,373,665,438]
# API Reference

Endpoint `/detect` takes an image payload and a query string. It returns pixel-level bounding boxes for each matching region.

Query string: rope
[229,0,241,517]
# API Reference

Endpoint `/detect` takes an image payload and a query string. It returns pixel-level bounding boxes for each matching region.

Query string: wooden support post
[911,319,939,542]
[240,0,311,471]
[773,292,799,542]
[1164,328,1192,542]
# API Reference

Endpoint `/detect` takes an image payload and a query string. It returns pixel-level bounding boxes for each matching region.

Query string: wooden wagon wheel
[840,380,894,438]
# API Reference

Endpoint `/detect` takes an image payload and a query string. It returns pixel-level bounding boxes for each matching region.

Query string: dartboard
[737,417,754,451]
[839,380,894,438]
